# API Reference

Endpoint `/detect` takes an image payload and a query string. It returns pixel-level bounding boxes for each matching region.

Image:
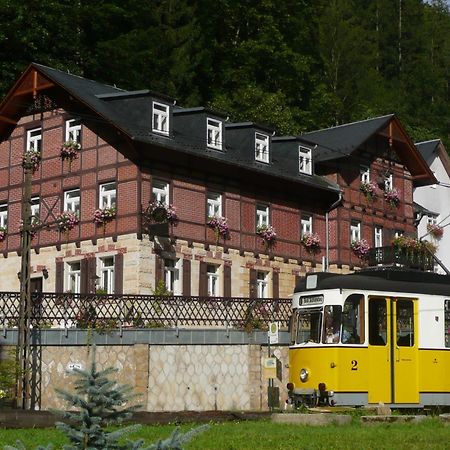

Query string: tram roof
[294,269,450,297]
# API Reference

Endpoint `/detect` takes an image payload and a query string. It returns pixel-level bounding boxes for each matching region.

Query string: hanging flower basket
[257,224,277,251]
[0,226,6,242]
[93,207,116,225]
[207,216,230,244]
[56,211,79,233]
[351,239,370,259]
[301,232,321,254]
[22,150,41,173]
[60,141,81,169]
[427,223,444,239]
[360,181,378,201]
[392,236,436,254]
[147,201,178,225]
[383,188,400,208]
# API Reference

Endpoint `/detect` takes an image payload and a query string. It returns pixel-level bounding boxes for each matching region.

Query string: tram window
[397,300,414,347]
[342,294,364,344]
[296,310,322,343]
[323,305,342,344]
[444,300,450,348]
[369,299,387,346]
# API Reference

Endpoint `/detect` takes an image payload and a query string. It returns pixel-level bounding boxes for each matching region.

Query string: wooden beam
[0,115,17,125]
[12,82,55,97]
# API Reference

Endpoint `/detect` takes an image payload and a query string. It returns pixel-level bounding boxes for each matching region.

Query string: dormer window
[255,133,269,163]
[207,118,222,150]
[152,102,169,135]
[299,146,312,175]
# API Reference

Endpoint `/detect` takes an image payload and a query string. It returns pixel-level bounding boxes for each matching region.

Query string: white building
[414,140,450,273]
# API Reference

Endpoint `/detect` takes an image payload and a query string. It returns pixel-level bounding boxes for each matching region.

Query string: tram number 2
[351,360,358,371]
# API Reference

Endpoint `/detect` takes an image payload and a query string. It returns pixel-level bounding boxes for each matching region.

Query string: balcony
[367,246,435,271]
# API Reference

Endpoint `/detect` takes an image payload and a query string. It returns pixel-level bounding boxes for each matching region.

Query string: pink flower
[56,211,79,233]
[60,141,81,161]
[257,225,277,250]
[148,201,178,225]
[384,188,400,208]
[351,239,370,259]
[22,150,41,173]
[93,207,116,225]
[0,226,6,242]
[208,216,230,241]
[301,233,321,254]
[427,223,444,239]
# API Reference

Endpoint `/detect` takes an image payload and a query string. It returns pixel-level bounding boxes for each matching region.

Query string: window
[164,259,181,295]
[427,216,438,227]
[323,305,342,344]
[99,183,116,209]
[26,127,42,152]
[67,261,81,294]
[369,298,387,346]
[394,230,404,238]
[256,271,268,298]
[0,204,7,228]
[255,133,269,163]
[256,204,269,227]
[207,118,222,150]
[99,256,114,294]
[301,214,312,237]
[350,221,361,242]
[396,299,414,347]
[152,179,169,205]
[384,174,393,190]
[31,197,40,219]
[207,264,219,297]
[360,166,370,183]
[207,192,222,217]
[374,227,383,247]
[65,119,81,143]
[342,294,364,344]
[445,300,450,348]
[299,146,312,175]
[152,102,169,134]
[294,309,322,344]
[64,189,80,216]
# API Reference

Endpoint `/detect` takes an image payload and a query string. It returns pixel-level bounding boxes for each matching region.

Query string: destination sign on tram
[300,295,324,306]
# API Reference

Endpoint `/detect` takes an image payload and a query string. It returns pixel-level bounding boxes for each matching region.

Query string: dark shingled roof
[31,64,341,197]
[415,139,440,165]
[301,115,394,162]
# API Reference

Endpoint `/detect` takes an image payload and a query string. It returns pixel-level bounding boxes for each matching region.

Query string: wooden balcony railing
[0,292,291,331]
[367,246,435,271]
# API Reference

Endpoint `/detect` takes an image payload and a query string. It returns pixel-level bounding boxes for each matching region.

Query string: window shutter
[223,264,231,297]
[272,271,279,299]
[182,259,191,296]
[80,258,89,294]
[154,255,164,287]
[114,253,123,295]
[249,268,257,299]
[55,260,64,292]
[199,261,208,297]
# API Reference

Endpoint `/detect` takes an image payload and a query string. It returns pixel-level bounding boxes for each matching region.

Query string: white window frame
[152,101,169,135]
[384,174,393,190]
[256,271,268,299]
[152,179,169,205]
[374,226,383,247]
[26,127,42,152]
[0,204,7,228]
[350,221,361,242]
[255,133,269,163]
[360,166,370,183]
[99,256,115,294]
[207,192,222,217]
[64,189,81,216]
[207,118,222,150]
[66,261,81,294]
[427,216,438,227]
[301,214,312,237]
[99,182,116,209]
[65,119,81,143]
[31,197,40,219]
[207,264,219,297]
[299,146,312,175]
[164,258,181,295]
[256,204,269,227]
[395,230,404,238]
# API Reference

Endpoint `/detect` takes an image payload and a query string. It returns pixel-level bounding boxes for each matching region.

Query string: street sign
[268,322,279,344]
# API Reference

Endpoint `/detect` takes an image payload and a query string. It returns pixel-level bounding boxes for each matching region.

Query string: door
[368,296,419,405]
[392,298,419,404]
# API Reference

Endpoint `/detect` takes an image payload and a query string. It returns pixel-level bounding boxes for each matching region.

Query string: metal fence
[0,292,292,331]
[367,246,435,271]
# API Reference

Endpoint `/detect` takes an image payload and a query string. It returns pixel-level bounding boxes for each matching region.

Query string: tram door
[368,297,419,404]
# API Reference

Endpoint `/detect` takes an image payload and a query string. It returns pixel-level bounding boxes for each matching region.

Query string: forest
[1,0,449,146]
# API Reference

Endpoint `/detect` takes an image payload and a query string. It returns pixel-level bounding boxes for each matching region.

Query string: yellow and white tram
[288,269,450,407]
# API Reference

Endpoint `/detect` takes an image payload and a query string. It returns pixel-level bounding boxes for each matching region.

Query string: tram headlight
[300,368,309,382]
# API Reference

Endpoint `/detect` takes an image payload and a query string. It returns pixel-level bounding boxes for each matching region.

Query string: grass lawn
[0,418,448,449]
